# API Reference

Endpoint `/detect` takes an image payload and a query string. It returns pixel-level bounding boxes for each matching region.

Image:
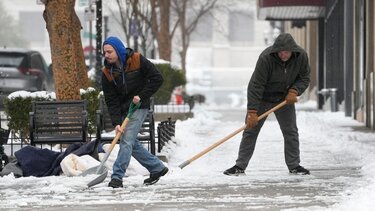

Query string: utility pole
[84,0,95,69]
[89,4,93,69]
[95,0,103,88]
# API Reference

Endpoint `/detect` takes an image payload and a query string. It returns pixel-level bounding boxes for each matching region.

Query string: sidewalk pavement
[1,104,375,210]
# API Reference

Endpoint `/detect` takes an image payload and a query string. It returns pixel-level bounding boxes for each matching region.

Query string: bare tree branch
[172,0,219,73]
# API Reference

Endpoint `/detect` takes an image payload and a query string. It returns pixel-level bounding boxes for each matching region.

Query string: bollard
[318,88,338,112]
[329,88,338,112]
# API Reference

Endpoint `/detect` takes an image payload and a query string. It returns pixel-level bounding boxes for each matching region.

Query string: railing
[3,131,29,156]
[154,97,194,113]
[157,118,176,153]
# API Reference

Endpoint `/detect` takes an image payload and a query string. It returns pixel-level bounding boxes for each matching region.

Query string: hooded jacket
[102,36,163,126]
[247,33,310,110]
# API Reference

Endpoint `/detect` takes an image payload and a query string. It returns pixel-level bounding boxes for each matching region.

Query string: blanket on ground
[14,140,98,177]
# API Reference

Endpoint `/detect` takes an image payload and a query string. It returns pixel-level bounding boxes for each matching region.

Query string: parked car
[0,48,54,109]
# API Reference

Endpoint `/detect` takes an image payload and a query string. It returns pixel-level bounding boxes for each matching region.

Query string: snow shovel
[82,102,141,187]
[178,100,287,169]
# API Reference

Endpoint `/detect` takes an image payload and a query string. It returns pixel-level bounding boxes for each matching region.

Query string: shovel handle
[98,102,141,167]
[178,100,287,169]
[105,102,141,155]
[96,117,130,174]
[107,117,129,154]
[258,100,287,120]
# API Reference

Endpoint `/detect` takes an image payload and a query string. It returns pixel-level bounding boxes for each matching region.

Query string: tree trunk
[179,44,188,75]
[72,12,89,89]
[158,0,172,61]
[150,0,172,61]
[43,0,86,100]
[178,0,188,75]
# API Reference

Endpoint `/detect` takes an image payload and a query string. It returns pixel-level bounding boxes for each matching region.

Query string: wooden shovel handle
[107,117,129,153]
[258,100,287,120]
[106,102,141,155]
[178,100,287,169]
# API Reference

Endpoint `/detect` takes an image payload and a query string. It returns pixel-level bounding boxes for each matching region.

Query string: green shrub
[154,63,186,104]
[4,93,54,140]
[80,88,101,135]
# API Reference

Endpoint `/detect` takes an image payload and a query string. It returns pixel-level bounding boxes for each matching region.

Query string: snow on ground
[1,100,375,210]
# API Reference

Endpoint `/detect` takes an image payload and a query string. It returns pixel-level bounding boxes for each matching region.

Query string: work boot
[223,165,245,176]
[108,178,123,188]
[289,165,310,175]
[144,167,169,186]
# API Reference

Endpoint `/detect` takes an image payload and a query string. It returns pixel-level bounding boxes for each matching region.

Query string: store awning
[258,0,325,20]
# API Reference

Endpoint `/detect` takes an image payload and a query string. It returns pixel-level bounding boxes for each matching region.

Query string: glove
[246,110,258,129]
[285,89,298,105]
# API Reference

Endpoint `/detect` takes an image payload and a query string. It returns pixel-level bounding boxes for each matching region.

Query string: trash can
[318,88,338,112]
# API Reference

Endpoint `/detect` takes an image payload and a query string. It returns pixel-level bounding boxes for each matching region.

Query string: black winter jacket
[102,48,163,126]
[247,33,310,110]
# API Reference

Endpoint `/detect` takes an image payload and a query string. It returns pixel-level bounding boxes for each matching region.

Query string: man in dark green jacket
[224,33,311,176]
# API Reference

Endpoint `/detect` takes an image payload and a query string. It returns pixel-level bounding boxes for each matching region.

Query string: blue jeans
[111,108,165,181]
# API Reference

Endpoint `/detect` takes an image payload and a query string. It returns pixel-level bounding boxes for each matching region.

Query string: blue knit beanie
[103,36,127,69]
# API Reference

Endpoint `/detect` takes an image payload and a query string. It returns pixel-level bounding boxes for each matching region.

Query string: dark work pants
[235,101,300,170]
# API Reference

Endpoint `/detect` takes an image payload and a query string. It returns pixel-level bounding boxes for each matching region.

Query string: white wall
[185,0,271,106]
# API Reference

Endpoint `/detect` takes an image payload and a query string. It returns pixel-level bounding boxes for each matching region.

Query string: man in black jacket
[102,36,168,188]
[224,33,311,176]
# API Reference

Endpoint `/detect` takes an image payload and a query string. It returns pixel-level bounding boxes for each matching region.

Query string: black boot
[223,165,245,176]
[108,178,123,188]
[289,165,310,175]
[144,167,169,185]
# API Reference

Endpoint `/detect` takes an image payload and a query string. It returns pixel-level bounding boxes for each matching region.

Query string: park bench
[96,98,156,155]
[29,100,88,147]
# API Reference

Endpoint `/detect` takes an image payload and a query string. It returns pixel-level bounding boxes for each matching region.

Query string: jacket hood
[103,36,127,68]
[270,33,301,53]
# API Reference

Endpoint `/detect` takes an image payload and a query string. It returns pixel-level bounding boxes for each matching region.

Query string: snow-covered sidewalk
[1,101,375,210]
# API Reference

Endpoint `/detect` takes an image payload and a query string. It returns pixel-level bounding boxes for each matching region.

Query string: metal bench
[96,98,156,155]
[29,100,88,146]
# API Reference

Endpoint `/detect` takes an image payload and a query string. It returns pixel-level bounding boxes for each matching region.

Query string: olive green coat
[247,33,311,110]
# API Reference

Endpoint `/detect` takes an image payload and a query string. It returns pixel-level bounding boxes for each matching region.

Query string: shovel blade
[80,165,109,187]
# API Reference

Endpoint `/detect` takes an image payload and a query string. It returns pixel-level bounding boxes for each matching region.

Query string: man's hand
[285,89,298,105]
[246,110,258,129]
[115,125,124,134]
[133,96,141,104]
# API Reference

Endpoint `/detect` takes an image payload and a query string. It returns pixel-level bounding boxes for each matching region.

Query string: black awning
[258,0,325,20]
